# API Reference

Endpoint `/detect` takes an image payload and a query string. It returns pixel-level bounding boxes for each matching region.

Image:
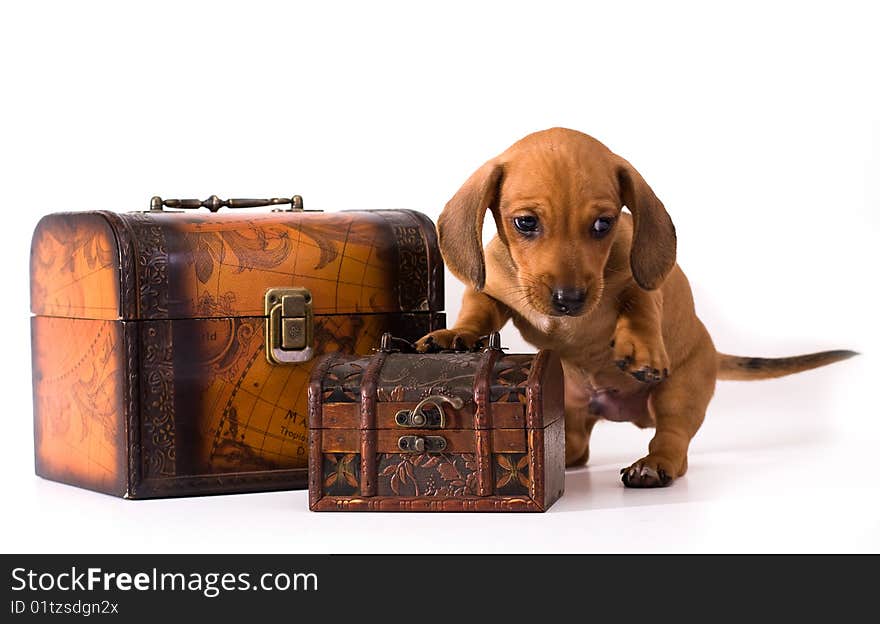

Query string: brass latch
[395,395,463,429]
[397,435,447,453]
[265,287,314,364]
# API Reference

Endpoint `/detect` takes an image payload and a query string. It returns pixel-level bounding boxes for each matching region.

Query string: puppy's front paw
[620,455,677,488]
[415,329,483,353]
[611,327,670,384]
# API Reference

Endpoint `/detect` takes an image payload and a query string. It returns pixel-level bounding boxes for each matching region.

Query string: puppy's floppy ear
[616,158,677,290]
[437,159,504,290]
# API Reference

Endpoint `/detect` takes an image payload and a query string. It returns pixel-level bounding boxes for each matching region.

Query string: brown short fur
[418,128,856,488]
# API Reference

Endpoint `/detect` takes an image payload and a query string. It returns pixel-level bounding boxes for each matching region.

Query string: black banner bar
[0,554,873,621]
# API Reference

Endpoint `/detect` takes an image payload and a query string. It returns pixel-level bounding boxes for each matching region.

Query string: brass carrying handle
[150,194,305,213]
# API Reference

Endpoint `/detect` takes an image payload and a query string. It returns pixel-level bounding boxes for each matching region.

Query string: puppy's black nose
[551,288,587,316]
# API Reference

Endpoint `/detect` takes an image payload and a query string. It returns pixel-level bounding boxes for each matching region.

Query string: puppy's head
[438,128,676,317]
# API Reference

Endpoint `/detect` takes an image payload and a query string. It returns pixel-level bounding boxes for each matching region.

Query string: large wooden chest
[308,335,565,511]
[30,196,445,498]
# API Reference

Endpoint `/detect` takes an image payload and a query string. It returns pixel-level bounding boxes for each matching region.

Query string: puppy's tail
[716,350,858,381]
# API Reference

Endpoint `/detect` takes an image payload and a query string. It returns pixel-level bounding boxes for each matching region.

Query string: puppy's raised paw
[620,455,677,488]
[612,328,670,384]
[415,329,483,353]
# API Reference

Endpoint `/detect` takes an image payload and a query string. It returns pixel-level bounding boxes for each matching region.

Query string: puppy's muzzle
[550,288,587,316]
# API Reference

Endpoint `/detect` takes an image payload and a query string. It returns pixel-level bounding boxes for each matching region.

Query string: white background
[1,1,878,553]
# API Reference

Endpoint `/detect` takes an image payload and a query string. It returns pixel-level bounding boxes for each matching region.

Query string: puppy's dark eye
[591,217,614,238]
[513,215,539,234]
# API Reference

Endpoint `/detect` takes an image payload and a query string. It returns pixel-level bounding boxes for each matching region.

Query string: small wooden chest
[30,196,445,498]
[308,335,565,511]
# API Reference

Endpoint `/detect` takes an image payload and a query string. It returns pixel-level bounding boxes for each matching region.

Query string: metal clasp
[265,287,314,364]
[394,395,463,429]
[397,435,447,453]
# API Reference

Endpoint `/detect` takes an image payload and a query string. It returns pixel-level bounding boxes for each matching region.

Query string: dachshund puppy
[417,127,855,487]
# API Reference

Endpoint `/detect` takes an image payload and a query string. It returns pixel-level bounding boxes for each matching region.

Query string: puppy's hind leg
[621,334,716,487]
[565,406,599,467]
